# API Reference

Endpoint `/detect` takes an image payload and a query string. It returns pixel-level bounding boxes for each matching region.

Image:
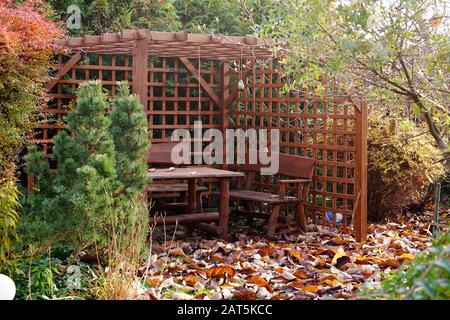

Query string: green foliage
[174,0,273,35]
[109,83,150,197]
[0,251,97,300]
[50,0,181,35]
[0,179,20,262]
[50,0,279,36]
[263,0,450,156]
[367,117,445,220]
[359,231,450,300]
[21,81,149,252]
[0,1,63,260]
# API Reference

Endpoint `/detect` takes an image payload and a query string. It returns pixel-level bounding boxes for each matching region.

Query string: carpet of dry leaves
[137,210,448,300]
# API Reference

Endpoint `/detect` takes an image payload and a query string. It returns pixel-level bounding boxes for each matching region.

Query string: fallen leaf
[206,265,235,278]
[379,258,401,268]
[289,249,303,262]
[168,247,185,257]
[233,289,257,300]
[399,253,415,262]
[184,275,200,287]
[247,275,270,288]
[293,269,310,279]
[331,247,347,266]
[334,256,351,269]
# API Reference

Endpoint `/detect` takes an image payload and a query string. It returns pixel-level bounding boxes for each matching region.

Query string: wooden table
[148,166,244,239]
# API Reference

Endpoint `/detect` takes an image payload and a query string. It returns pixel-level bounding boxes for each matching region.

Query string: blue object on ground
[326,211,343,224]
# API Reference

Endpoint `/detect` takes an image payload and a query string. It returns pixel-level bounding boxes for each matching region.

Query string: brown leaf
[379,258,401,268]
[239,266,256,274]
[289,249,303,262]
[354,256,382,265]
[399,253,415,262]
[293,269,310,279]
[184,275,200,287]
[313,257,328,267]
[324,237,347,246]
[147,277,161,288]
[206,265,235,278]
[247,275,270,288]
[291,282,320,294]
[334,256,351,269]
[271,293,289,300]
[168,247,185,257]
[233,289,257,300]
[211,254,226,263]
[317,249,335,258]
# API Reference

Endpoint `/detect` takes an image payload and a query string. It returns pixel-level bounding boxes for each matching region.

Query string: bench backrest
[278,153,315,179]
[239,153,315,179]
[147,142,179,166]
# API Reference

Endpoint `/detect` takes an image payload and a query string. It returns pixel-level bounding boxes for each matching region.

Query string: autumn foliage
[0,0,62,259]
[367,118,445,220]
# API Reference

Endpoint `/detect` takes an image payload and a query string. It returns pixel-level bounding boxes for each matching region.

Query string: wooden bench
[147,142,206,212]
[229,153,314,237]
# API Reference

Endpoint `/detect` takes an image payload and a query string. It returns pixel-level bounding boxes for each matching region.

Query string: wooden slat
[179,57,220,107]
[45,52,82,91]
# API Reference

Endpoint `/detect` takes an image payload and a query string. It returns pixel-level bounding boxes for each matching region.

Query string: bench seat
[229,190,299,204]
[148,183,208,193]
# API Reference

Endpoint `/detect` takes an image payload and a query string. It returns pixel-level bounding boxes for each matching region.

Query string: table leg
[218,178,230,240]
[187,178,197,214]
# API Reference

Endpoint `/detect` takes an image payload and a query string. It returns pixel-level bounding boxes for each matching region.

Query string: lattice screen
[145,57,221,143]
[229,59,364,229]
[31,49,366,240]
[36,54,222,164]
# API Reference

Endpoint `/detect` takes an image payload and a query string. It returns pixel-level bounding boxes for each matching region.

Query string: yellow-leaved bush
[0,0,63,260]
[368,118,445,220]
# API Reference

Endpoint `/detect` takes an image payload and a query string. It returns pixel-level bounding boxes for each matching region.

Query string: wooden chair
[229,153,314,237]
[147,142,207,213]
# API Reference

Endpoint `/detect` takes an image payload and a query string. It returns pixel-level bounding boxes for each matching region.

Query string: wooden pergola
[53,30,273,59]
[36,30,367,241]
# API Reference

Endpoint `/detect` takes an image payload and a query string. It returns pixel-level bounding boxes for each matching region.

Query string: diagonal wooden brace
[179,57,220,107]
[45,52,82,91]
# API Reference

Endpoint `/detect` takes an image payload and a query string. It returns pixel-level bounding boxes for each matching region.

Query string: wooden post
[187,178,197,214]
[218,178,230,239]
[220,61,230,167]
[354,100,368,242]
[132,38,148,105]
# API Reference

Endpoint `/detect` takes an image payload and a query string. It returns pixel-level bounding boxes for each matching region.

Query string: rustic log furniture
[148,167,244,239]
[229,153,315,237]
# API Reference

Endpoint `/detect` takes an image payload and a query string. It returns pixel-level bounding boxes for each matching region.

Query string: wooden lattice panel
[229,59,364,229]
[145,57,221,143]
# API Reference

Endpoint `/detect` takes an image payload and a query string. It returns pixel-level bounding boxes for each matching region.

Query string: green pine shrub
[367,118,445,220]
[20,81,149,256]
